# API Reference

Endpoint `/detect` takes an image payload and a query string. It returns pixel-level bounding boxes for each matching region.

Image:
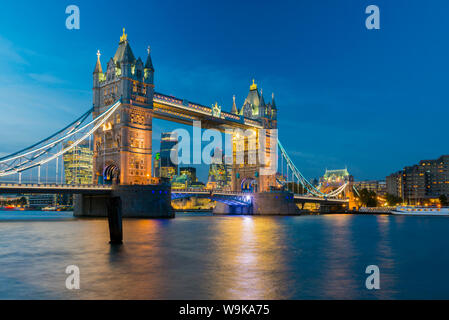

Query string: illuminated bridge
[0,29,352,242]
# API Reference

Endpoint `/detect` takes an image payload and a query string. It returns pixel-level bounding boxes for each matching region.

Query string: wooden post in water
[107,196,123,244]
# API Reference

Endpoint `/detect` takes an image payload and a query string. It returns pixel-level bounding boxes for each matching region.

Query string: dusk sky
[0,0,448,182]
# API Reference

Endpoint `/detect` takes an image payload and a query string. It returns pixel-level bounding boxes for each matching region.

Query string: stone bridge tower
[92,29,154,185]
[230,80,278,192]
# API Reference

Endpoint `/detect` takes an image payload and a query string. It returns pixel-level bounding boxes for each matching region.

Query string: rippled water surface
[0,211,448,299]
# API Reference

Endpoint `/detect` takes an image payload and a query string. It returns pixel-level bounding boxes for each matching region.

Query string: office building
[63,141,93,185]
[386,155,449,204]
[159,132,178,180]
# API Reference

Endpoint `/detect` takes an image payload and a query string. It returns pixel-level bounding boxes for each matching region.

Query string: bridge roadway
[0,183,348,205]
[0,183,112,195]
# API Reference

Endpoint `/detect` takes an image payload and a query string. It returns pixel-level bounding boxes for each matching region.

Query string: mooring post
[107,196,123,244]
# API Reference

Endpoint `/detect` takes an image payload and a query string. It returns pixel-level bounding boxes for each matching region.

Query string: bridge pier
[251,191,300,215]
[74,184,173,243]
[213,202,252,215]
[213,191,300,215]
[319,202,349,214]
[74,184,174,218]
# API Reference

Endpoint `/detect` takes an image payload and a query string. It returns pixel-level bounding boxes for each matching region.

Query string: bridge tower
[92,29,154,185]
[230,80,278,192]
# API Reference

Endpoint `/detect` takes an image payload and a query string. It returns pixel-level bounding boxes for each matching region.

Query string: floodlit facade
[353,180,386,196]
[63,141,93,185]
[160,132,178,180]
[386,155,449,204]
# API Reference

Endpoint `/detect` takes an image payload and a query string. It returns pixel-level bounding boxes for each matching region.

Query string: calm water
[0,211,448,299]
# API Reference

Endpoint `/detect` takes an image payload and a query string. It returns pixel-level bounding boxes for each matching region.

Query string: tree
[19,197,27,206]
[385,193,403,206]
[359,188,378,207]
[439,195,448,207]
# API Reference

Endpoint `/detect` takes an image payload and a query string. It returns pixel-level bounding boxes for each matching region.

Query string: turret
[144,45,155,85]
[259,89,266,118]
[93,50,103,110]
[113,28,135,103]
[231,95,238,114]
[271,92,277,119]
[144,45,155,105]
[239,79,262,118]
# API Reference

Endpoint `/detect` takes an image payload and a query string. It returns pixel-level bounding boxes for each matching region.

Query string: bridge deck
[0,184,349,205]
[294,194,348,204]
[0,183,112,195]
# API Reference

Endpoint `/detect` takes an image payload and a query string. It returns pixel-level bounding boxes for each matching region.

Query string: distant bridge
[0,183,112,195]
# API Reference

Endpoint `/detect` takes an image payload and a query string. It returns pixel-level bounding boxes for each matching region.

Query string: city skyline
[1,1,449,181]
[2,2,449,303]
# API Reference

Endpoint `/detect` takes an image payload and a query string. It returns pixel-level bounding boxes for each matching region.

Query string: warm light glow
[250,79,257,90]
[120,27,128,42]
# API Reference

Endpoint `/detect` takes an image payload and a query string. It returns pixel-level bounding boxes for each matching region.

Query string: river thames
[0,211,448,299]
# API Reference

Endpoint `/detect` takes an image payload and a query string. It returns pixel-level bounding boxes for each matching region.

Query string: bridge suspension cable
[0,100,122,179]
[277,139,348,198]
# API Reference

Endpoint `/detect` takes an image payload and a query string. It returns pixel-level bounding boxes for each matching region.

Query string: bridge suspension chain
[277,139,348,198]
[0,100,122,179]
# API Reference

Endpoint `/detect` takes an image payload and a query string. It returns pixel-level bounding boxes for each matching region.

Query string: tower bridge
[0,29,351,243]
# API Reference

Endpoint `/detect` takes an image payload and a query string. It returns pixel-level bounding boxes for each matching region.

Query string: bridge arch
[241,178,258,193]
[103,164,120,185]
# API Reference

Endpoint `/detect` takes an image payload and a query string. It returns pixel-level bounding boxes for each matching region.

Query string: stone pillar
[251,191,300,215]
[107,196,122,244]
[73,184,173,218]
[213,191,300,215]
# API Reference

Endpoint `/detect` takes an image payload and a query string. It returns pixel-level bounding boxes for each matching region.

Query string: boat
[41,206,57,211]
[392,206,449,216]
[0,206,16,211]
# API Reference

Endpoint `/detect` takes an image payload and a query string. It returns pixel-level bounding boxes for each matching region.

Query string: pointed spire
[271,92,277,109]
[145,45,154,71]
[93,50,103,74]
[259,89,265,106]
[112,28,136,67]
[231,95,238,114]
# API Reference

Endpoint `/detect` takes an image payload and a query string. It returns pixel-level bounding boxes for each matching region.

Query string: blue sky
[0,0,448,182]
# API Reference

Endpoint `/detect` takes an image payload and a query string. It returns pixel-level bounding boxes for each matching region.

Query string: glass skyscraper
[159,132,178,180]
[63,141,93,185]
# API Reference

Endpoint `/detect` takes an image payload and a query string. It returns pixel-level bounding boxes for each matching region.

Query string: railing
[0,183,111,189]
[172,188,249,196]
[358,207,395,213]
[154,92,262,127]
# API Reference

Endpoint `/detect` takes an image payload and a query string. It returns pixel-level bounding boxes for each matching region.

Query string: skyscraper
[207,148,232,190]
[63,141,93,185]
[386,155,449,205]
[159,132,178,180]
[180,167,197,182]
[153,152,161,178]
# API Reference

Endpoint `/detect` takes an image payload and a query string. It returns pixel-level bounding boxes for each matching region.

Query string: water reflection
[207,216,288,299]
[0,212,449,299]
[319,215,358,299]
